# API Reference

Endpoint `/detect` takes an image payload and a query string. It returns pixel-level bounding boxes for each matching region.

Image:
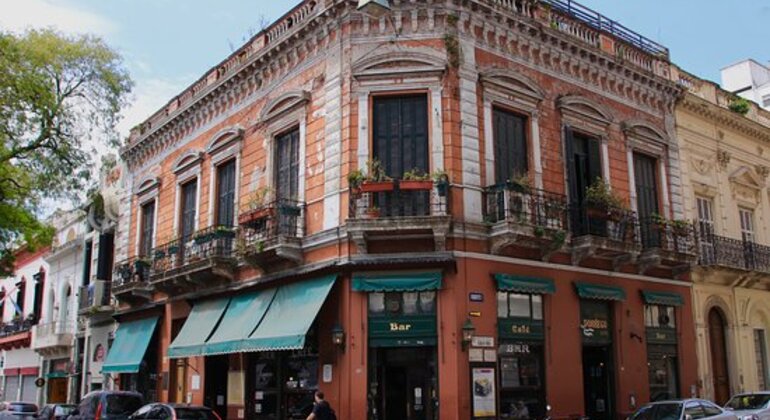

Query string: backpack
[328,408,338,420]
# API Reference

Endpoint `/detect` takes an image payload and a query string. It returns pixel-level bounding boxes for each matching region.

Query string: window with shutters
[739,208,755,243]
[216,160,237,227]
[275,129,300,201]
[180,180,197,241]
[372,94,429,216]
[565,128,602,234]
[16,279,25,315]
[139,201,155,257]
[634,153,660,248]
[696,197,714,237]
[493,108,528,185]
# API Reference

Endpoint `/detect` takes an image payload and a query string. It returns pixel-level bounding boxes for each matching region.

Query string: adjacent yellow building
[674,65,770,402]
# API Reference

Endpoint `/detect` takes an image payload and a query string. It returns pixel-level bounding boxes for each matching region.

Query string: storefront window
[369,292,437,316]
[645,304,679,401]
[498,292,543,320]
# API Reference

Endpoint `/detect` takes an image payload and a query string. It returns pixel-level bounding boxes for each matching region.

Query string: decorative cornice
[680,94,770,144]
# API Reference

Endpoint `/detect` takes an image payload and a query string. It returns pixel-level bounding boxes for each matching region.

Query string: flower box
[399,180,433,191]
[238,207,274,225]
[360,180,395,193]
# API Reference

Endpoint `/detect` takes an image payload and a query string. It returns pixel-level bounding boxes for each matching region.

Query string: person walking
[307,391,336,420]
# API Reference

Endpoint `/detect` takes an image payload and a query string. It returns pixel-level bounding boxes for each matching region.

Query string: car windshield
[726,395,770,410]
[174,408,218,420]
[8,404,37,413]
[632,403,683,420]
[54,406,75,416]
[105,395,143,415]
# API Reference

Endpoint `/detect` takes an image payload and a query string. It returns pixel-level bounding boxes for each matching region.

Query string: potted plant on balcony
[432,169,450,197]
[400,168,432,190]
[167,236,181,255]
[670,219,691,237]
[650,212,668,231]
[134,257,151,271]
[366,205,381,219]
[153,249,166,261]
[507,172,532,194]
[215,225,236,239]
[194,230,214,245]
[347,168,366,194]
[239,186,274,225]
[584,178,625,221]
[360,159,394,193]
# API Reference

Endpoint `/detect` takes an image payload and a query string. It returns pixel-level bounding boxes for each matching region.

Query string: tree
[0,29,132,275]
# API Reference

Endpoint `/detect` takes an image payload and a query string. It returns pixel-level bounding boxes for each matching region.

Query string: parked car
[0,402,37,420]
[38,404,76,420]
[724,392,770,420]
[129,404,221,420]
[67,391,143,420]
[629,399,738,420]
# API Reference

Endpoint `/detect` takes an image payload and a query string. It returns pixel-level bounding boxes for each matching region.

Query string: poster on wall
[471,367,497,418]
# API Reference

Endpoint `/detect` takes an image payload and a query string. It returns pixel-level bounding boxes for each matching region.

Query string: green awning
[102,317,159,374]
[244,275,336,351]
[202,288,277,356]
[46,372,68,379]
[352,272,441,292]
[575,282,626,301]
[168,298,230,358]
[641,291,684,307]
[494,274,556,294]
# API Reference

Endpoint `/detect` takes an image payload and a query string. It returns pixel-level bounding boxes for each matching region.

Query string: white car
[629,399,738,420]
[724,392,770,420]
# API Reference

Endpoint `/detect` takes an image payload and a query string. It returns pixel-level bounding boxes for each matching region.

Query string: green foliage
[585,177,624,209]
[366,159,390,182]
[0,29,132,275]
[402,168,429,181]
[444,34,461,68]
[728,97,750,115]
[347,168,366,189]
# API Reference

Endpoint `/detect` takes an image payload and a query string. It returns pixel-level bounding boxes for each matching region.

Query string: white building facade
[722,59,770,110]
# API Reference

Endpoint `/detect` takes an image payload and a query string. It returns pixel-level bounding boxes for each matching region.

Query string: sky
[0,0,768,140]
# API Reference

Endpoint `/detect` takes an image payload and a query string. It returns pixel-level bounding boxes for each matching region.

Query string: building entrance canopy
[168,275,336,358]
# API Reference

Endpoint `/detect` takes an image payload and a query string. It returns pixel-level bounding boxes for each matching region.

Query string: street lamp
[357,0,391,18]
[332,324,346,353]
[461,318,475,351]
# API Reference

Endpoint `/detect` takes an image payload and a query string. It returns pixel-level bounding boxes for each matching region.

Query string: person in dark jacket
[306,391,334,420]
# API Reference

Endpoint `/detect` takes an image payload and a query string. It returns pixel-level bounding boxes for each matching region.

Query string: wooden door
[173,359,186,403]
[708,308,730,404]
[47,377,68,403]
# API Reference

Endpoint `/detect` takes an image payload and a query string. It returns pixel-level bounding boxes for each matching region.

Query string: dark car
[129,404,221,420]
[0,402,38,420]
[68,391,143,420]
[37,404,76,420]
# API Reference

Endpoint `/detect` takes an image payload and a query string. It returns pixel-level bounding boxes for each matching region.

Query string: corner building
[109,1,697,419]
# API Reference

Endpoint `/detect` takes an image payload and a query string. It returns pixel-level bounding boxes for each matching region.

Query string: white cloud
[117,75,196,139]
[0,0,116,35]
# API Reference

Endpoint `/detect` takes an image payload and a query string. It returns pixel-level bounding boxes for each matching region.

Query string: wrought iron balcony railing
[637,217,697,255]
[0,316,36,338]
[238,199,304,250]
[349,180,448,219]
[483,185,568,231]
[113,257,151,288]
[151,225,236,277]
[699,234,770,273]
[569,204,638,245]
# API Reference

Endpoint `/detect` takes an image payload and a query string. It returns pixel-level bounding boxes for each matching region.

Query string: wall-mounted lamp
[357,0,391,18]
[461,318,476,351]
[332,324,346,353]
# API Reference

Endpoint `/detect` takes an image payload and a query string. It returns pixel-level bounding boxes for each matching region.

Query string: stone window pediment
[207,126,244,155]
[352,49,446,81]
[729,166,764,206]
[623,119,668,157]
[480,69,544,109]
[558,95,613,133]
[260,91,310,124]
[135,175,161,197]
[172,150,204,175]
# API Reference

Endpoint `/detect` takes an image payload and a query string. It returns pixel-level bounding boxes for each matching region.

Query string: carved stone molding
[716,150,731,171]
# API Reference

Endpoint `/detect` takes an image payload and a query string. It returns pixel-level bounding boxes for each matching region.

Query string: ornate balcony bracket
[347,216,451,254]
[571,235,639,271]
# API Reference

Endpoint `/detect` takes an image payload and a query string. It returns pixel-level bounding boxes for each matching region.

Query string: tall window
[180,181,197,241]
[634,153,660,247]
[32,272,44,322]
[565,128,602,235]
[696,196,714,237]
[493,108,528,185]
[372,95,429,216]
[0,288,5,322]
[216,160,237,226]
[275,129,300,202]
[645,304,679,401]
[755,329,769,390]
[139,201,155,257]
[739,208,755,243]
[82,240,93,286]
[16,279,25,316]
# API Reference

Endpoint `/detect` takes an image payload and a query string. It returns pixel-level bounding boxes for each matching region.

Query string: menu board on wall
[471,367,497,418]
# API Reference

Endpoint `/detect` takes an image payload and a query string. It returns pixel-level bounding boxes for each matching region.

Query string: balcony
[149,225,237,293]
[570,205,640,270]
[78,280,113,316]
[699,234,770,286]
[637,218,698,276]
[237,199,304,272]
[483,185,568,260]
[112,257,154,304]
[0,317,35,350]
[32,321,74,356]
[347,180,451,254]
